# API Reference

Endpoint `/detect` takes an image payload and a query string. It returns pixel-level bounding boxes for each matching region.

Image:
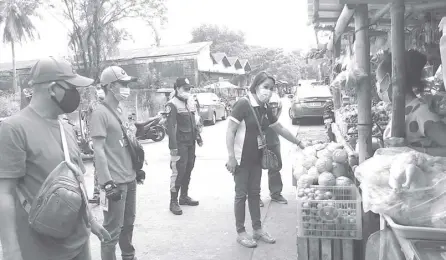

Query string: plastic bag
[439,17,446,84]
[355,147,446,228]
[422,92,446,116]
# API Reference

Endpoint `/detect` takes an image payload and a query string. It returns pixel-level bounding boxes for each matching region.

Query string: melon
[318,172,337,186]
[315,157,333,173]
[303,147,317,157]
[302,155,317,169]
[336,176,354,186]
[293,165,308,180]
[313,143,328,151]
[327,142,343,152]
[333,149,348,163]
[332,162,348,178]
[307,167,319,184]
[317,149,333,159]
[298,174,315,188]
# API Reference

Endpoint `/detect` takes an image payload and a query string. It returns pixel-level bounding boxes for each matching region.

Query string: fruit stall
[305,0,446,260]
[292,141,361,260]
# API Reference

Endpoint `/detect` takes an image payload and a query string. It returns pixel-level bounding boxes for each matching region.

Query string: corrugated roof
[109,41,212,61]
[239,59,248,66]
[211,52,227,63]
[226,57,239,65]
[0,59,38,71]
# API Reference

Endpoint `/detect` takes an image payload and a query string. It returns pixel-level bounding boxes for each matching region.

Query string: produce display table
[379,216,446,260]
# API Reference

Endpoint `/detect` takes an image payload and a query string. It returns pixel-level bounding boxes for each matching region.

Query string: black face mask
[51,85,81,113]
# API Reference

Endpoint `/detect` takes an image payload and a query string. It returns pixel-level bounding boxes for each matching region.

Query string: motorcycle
[134,115,166,142]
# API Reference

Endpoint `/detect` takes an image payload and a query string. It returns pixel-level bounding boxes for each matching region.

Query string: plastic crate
[296,185,362,240]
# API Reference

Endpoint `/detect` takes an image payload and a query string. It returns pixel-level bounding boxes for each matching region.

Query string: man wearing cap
[166,77,203,215]
[259,92,289,207]
[0,57,110,260]
[90,66,140,260]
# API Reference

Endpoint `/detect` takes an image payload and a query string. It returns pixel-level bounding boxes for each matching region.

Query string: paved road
[1,98,326,260]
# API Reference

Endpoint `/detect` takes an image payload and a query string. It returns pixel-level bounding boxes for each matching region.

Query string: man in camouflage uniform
[166,78,203,215]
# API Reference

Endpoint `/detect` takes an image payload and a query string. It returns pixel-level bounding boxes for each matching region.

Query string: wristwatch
[104,181,116,191]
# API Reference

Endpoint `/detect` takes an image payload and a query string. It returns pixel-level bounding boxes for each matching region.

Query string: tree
[190,24,249,56]
[1,0,40,93]
[60,0,166,81]
[190,24,317,85]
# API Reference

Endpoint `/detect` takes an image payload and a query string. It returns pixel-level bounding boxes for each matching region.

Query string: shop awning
[308,0,446,50]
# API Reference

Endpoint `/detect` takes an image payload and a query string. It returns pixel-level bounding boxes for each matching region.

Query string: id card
[100,190,108,212]
[257,134,266,149]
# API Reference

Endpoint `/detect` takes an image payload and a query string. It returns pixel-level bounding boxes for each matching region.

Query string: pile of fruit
[293,141,355,187]
[338,102,391,143]
[293,141,361,239]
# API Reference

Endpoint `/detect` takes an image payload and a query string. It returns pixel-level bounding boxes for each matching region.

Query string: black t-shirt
[229,94,279,164]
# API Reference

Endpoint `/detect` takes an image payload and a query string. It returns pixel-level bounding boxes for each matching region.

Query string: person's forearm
[226,129,237,158]
[273,124,300,145]
[95,149,112,185]
[0,193,21,259]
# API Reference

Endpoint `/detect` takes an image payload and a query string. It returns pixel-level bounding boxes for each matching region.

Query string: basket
[297,185,362,240]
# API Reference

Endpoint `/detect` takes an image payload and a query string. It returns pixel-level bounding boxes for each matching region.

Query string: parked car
[289,84,332,125]
[195,92,227,125]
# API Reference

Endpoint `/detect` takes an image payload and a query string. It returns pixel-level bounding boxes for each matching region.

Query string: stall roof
[308,0,446,31]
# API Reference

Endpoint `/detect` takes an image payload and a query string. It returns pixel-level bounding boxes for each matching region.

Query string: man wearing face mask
[0,57,110,260]
[259,92,288,207]
[166,77,203,215]
[90,66,139,260]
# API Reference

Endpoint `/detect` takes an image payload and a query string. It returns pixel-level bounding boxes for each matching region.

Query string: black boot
[170,191,183,215]
[179,186,199,206]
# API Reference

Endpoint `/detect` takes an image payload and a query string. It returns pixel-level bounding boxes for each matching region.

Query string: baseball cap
[100,66,137,85]
[174,77,192,90]
[29,57,94,87]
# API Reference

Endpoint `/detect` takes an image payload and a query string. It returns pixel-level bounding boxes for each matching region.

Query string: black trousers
[267,143,283,196]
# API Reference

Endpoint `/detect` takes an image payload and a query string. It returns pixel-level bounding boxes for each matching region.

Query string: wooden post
[390,0,406,137]
[327,5,355,51]
[333,40,342,110]
[355,4,373,163]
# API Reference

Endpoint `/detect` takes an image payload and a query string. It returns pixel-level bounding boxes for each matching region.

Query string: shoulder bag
[244,97,280,170]
[17,120,91,238]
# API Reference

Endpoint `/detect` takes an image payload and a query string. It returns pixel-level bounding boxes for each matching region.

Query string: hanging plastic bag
[439,17,446,84]
[355,147,446,228]
[423,92,446,116]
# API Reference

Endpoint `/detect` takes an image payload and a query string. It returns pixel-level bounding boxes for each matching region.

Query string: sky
[0,0,316,64]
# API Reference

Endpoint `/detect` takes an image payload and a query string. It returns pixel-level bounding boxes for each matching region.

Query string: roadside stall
[301,1,446,260]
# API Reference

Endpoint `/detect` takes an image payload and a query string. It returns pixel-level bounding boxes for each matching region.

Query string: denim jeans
[72,242,91,260]
[234,161,262,233]
[101,180,137,260]
[267,143,283,197]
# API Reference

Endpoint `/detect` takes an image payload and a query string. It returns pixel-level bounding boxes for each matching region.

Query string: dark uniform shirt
[165,96,202,149]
